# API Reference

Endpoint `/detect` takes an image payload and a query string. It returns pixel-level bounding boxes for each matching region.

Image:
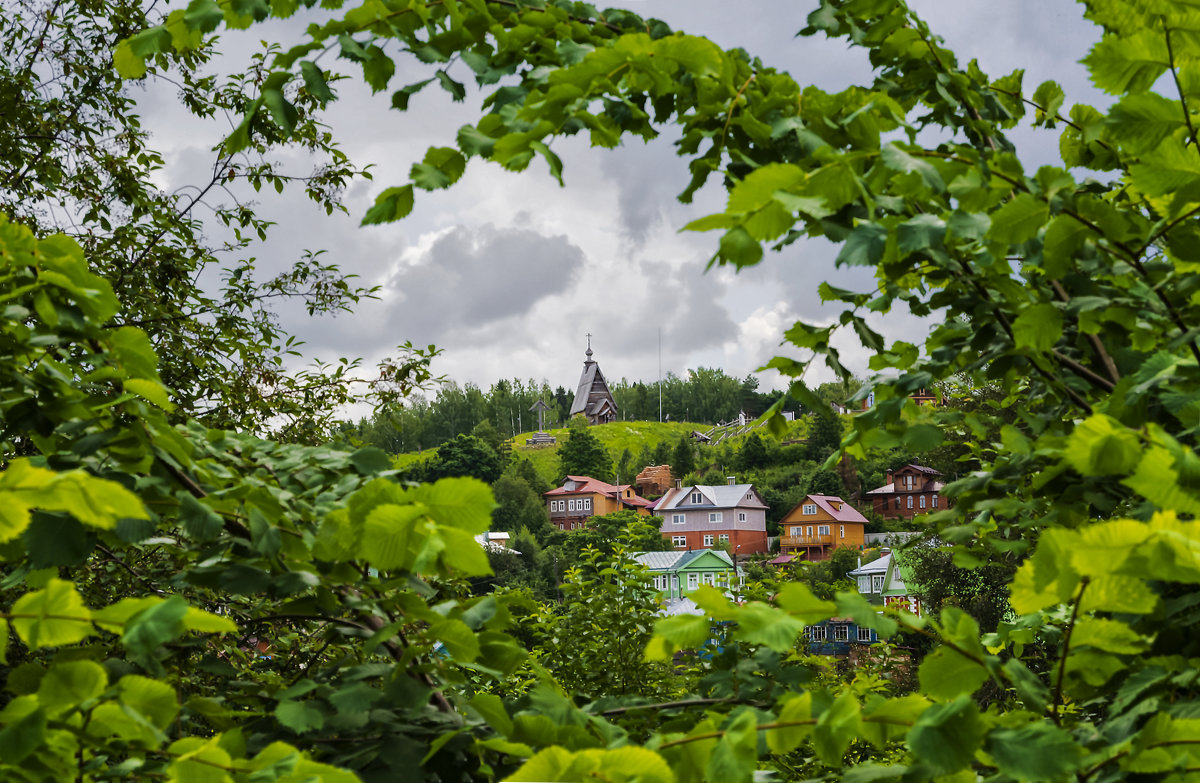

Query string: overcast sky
[139,1,1106,407]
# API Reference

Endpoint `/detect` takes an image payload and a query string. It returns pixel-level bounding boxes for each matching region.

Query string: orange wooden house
[778,494,867,561]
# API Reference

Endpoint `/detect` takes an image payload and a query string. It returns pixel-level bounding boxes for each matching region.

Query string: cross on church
[586,332,592,350]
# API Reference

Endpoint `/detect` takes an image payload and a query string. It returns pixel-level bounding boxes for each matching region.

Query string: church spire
[585,332,593,361]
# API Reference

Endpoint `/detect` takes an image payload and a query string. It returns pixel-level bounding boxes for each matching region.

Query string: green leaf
[10,579,93,649]
[1071,617,1148,654]
[707,710,757,783]
[361,45,395,93]
[1031,80,1065,124]
[1130,135,1200,197]
[407,477,495,533]
[275,700,325,734]
[645,614,711,660]
[123,378,174,411]
[429,618,480,662]
[118,675,179,729]
[1083,31,1168,94]
[360,503,422,570]
[775,582,837,623]
[1064,414,1142,476]
[729,603,805,652]
[37,660,107,716]
[766,692,812,754]
[902,424,943,452]
[836,222,888,266]
[718,226,763,267]
[411,146,467,190]
[123,595,189,658]
[361,185,415,225]
[812,690,862,764]
[262,87,298,134]
[436,69,466,101]
[987,193,1048,245]
[918,644,989,700]
[896,214,945,255]
[1107,92,1184,154]
[881,144,944,192]
[299,60,335,104]
[180,494,223,541]
[391,79,434,111]
[987,723,1084,782]
[1012,302,1063,352]
[906,696,983,775]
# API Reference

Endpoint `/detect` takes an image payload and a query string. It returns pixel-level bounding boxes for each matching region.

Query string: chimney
[886,470,893,484]
[675,479,682,489]
[727,476,736,485]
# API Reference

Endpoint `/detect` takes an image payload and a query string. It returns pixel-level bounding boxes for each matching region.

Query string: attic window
[690,492,702,504]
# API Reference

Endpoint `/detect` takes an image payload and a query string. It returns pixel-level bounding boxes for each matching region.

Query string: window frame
[833,624,849,642]
[858,626,873,643]
[807,625,827,642]
[907,495,914,509]
[687,572,699,590]
[672,513,686,525]
[672,535,687,548]
[708,511,723,523]
[690,491,702,504]
[818,525,830,536]
[703,534,714,547]
[718,534,729,544]
[802,503,817,515]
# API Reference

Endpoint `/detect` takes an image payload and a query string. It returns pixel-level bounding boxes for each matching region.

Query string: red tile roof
[806,494,869,523]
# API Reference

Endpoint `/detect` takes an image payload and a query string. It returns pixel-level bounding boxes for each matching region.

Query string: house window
[583,498,592,511]
[932,495,939,508]
[858,626,873,643]
[673,514,686,525]
[704,535,714,546]
[894,497,901,510]
[690,492,702,504]
[907,496,914,509]
[833,625,849,642]
[871,574,885,592]
[807,625,827,642]
[653,575,667,590]
[905,475,913,490]
[687,573,699,590]
[806,526,813,537]
[718,534,729,544]
[568,499,576,511]
[738,512,746,522]
[857,575,871,592]
[839,525,845,538]
[818,525,830,536]
[802,503,817,515]
[790,526,801,537]
[672,535,687,547]
[709,512,722,523]
[703,572,715,585]
[919,495,926,509]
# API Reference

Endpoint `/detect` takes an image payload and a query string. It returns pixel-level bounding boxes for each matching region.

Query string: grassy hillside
[391,416,815,485]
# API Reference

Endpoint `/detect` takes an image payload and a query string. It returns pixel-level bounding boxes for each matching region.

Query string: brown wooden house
[865,464,950,519]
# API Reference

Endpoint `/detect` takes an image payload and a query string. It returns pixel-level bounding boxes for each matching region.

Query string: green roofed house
[847,549,922,616]
[633,549,742,614]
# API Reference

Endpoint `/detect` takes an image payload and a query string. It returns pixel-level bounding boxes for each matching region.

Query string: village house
[544,475,652,531]
[865,464,951,519]
[634,549,742,606]
[848,549,922,616]
[777,493,867,560]
[650,479,769,554]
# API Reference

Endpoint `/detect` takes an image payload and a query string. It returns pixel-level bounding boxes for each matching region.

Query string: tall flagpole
[658,327,662,423]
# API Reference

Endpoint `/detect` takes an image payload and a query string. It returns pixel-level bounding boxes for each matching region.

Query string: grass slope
[392,417,814,485]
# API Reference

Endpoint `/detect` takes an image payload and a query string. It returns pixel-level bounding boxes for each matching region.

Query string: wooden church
[569,337,617,425]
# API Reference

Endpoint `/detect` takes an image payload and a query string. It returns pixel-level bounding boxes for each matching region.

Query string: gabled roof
[803,494,869,523]
[634,548,736,572]
[634,551,685,571]
[899,463,941,475]
[545,476,652,508]
[848,553,891,577]
[866,480,946,495]
[655,484,767,511]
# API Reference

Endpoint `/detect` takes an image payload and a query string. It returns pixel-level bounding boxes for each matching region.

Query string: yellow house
[544,475,652,531]
[778,494,867,560]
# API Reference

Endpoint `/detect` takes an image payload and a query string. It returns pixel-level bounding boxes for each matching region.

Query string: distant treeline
[343,368,784,454]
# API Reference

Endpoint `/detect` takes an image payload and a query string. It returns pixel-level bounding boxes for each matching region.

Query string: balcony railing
[781,534,834,547]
